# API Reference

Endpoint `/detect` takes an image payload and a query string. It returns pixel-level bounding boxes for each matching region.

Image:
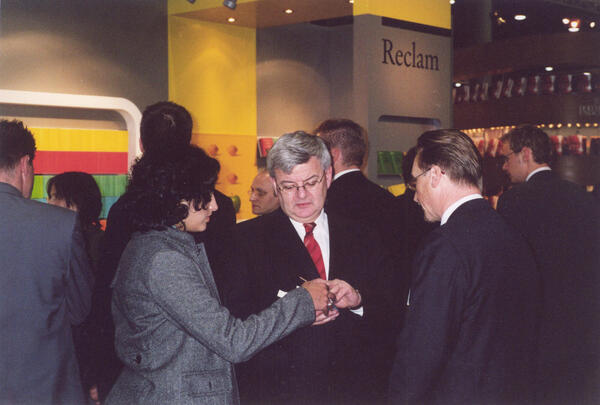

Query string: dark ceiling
[453,0,600,48]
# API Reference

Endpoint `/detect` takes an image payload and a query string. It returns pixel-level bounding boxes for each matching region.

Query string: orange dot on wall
[227,173,238,184]
[227,145,238,156]
[207,144,219,157]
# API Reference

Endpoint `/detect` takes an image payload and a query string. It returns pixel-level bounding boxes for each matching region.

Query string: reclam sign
[382,38,439,71]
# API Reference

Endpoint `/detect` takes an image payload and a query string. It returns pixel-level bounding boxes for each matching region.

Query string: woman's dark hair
[125,145,220,232]
[46,172,102,230]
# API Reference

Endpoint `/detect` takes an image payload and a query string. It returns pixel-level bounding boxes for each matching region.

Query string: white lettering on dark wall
[382,38,439,71]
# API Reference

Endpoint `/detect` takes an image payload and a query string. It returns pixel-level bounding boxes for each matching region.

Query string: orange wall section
[353,0,451,29]
[168,14,258,221]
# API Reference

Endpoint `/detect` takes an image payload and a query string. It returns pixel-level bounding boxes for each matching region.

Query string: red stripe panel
[34,151,128,174]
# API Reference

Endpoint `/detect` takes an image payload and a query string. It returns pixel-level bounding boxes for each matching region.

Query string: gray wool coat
[105,227,314,405]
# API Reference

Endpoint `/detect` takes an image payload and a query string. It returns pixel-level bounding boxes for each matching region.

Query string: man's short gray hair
[267,131,331,176]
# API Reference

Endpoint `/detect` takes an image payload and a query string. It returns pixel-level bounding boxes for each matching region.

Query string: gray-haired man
[232,131,393,404]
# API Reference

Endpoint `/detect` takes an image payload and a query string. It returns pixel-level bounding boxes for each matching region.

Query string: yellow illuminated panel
[353,0,451,29]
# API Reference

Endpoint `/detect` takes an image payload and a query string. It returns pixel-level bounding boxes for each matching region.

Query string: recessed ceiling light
[349,0,354,4]
[591,22,596,28]
[569,27,580,32]
[514,14,526,21]
[284,9,293,14]
[545,66,553,72]
[228,17,235,23]
[562,18,570,25]
[449,0,455,4]
[584,72,592,76]
[454,82,462,88]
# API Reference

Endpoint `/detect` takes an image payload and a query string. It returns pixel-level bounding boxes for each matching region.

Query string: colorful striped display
[30,128,130,221]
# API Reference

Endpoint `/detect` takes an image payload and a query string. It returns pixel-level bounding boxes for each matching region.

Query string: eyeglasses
[413,168,431,181]
[276,172,326,195]
[500,151,515,164]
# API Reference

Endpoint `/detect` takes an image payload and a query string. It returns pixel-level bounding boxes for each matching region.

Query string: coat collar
[0,181,23,197]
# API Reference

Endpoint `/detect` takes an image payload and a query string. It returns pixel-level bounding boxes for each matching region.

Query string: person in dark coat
[315,118,404,401]
[0,120,94,404]
[47,171,108,403]
[497,125,600,405]
[233,131,392,404]
[389,129,541,404]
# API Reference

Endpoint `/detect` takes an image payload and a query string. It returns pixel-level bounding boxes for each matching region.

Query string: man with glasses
[389,129,541,404]
[498,125,600,404]
[249,169,279,215]
[232,131,392,404]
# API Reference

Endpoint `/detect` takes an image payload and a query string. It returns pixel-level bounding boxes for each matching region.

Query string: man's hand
[326,279,361,309]
[312,309,339,326]
[302,278,331,313]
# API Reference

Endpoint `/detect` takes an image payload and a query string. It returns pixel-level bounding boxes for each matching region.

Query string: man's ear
[429,165,444,188]
[324,165,333,189]
[270,176,279,197]
[520,147,533,163]
[330,147,342,164]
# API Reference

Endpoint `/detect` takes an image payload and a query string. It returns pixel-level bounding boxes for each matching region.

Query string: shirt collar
[289,209,327,237]
[333,168,360,181]
[441,193,483,225]
[526,166,551,182]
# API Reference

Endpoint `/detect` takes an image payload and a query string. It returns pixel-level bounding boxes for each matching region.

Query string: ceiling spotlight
[514,14,526,21]
[349,0,355,4]
[454,82,462,88]
[284,9,293,14]
[223,0,237,10]
[228,17,236,23]
[545,66,554,72]
[569,27,580,32]
[450,0,455,4]
[562,18,570,25]
[569,18,580,32]
[591,22,596,28]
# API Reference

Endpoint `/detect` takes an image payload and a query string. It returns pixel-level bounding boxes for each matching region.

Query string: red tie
[303,222,326,280]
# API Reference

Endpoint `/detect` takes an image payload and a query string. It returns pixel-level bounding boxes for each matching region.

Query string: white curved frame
[0,89,142,168]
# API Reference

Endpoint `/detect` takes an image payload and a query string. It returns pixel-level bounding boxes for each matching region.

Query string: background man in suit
[389,129,541,404]
[233,131,391,404]
[0,120,94,404]
[249,169,279,215]
[498,125,600,404]
[315,118,405,398]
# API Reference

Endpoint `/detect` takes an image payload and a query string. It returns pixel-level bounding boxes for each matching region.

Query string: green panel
[93,175,128,197]
[31,176,45,199]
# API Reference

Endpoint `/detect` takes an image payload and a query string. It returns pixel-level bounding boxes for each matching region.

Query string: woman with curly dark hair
[105,144,334,405]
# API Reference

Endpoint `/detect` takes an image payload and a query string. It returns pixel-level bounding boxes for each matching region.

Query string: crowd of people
[1,101,598,405]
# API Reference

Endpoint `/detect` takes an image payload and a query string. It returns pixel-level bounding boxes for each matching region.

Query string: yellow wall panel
[168,16,257,136]
[191,133,258,220]
[354,0,451,29]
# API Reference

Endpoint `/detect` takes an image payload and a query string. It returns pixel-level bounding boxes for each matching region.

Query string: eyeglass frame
[500,151,516,164]
[275,171,327,195]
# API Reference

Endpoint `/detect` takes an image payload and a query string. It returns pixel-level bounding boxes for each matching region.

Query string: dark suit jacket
[497,170,600,404]
[325,171,411,399]
[231,209,392,405]
[389,199,541,405]
[0,182,94,404]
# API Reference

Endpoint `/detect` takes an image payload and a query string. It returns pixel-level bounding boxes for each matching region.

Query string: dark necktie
[303,222,326,280]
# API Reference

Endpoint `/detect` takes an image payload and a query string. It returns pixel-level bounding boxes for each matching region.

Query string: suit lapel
[268,211,321,285]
